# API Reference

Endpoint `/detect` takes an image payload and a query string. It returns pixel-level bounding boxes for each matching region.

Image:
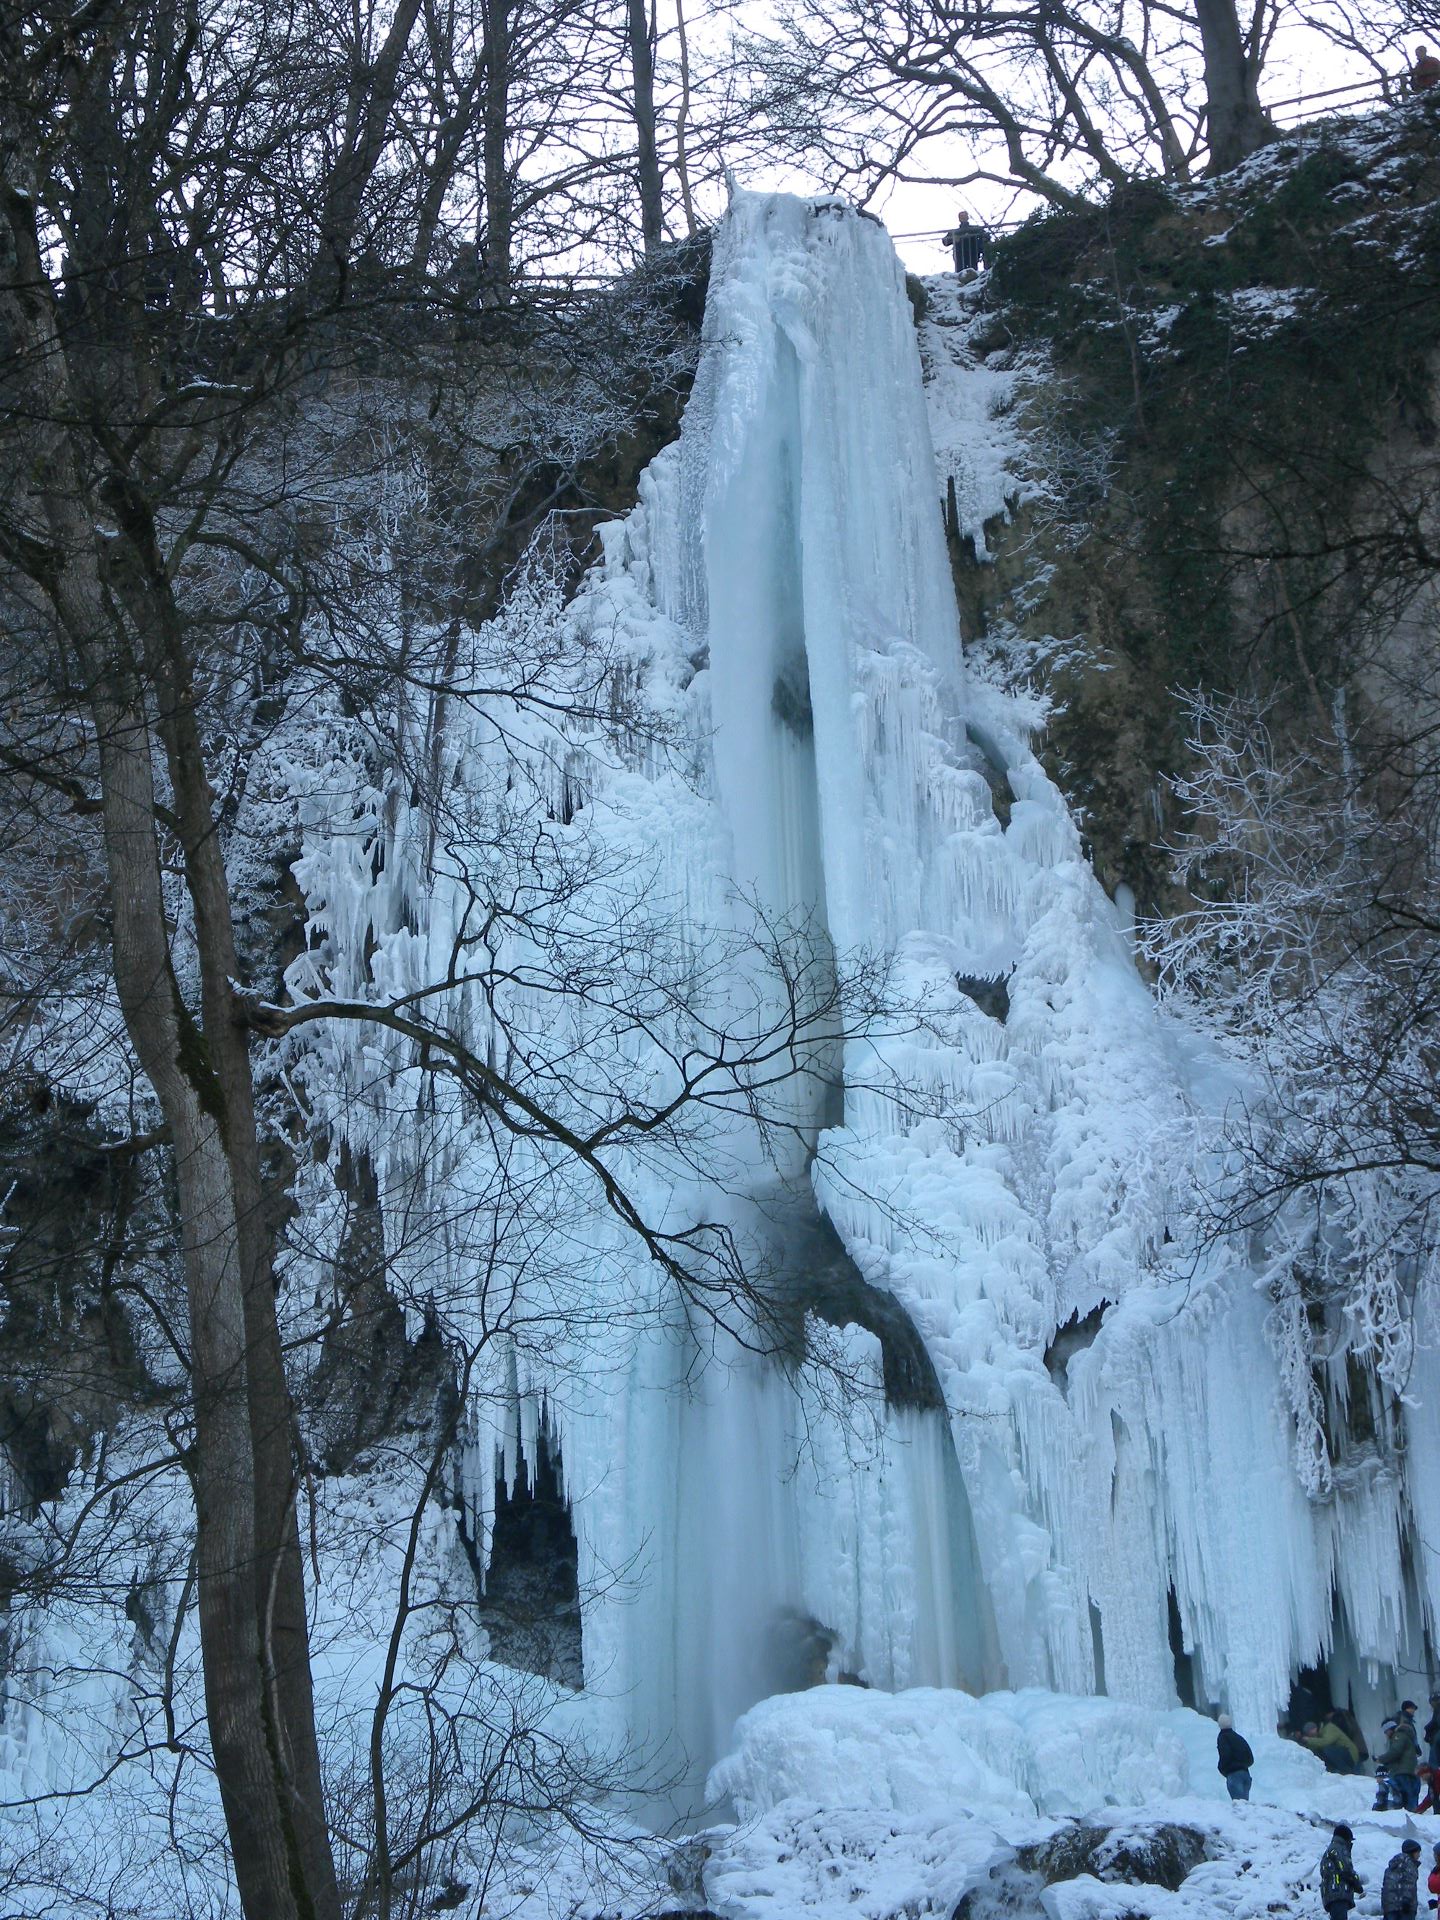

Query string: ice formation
[9,154,1440,1920]
[0,191,1385,1875]
[274,189,1440,1808]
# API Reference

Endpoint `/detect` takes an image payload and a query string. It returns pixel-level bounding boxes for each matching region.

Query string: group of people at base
[1294,1710,1371,1776]
[1368,1697,1440,1811]
[1216,1695,1440,1808]
[1320,1827,1440,1920]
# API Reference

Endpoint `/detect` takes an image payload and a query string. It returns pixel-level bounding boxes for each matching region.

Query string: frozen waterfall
[283,189,1440,1817]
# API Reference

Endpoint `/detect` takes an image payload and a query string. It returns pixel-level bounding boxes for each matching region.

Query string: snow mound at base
[710,1686,1034,1822]
[705,1801,1011,1920]
[699,1686,1397,1920]
[709,1686,1336,1822]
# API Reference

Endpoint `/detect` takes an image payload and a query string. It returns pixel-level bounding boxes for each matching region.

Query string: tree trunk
[311,0,425,298]
[481,0,515,298]
[135,587,342,1920]
[87,669,310,1920]
[0,160,337,1920]
[1193,0,1272,173]
[672,0,697,237]
[627,0,665,252]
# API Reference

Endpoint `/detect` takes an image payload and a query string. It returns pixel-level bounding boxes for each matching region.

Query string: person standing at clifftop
[943,212,990,275]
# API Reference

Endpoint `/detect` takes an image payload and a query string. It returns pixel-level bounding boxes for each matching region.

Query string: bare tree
[672,0,700,235]
[1142,672,1440,1483]
[626,0,667,250]
[745,0,1283,214]
[0,2,703,1911]
[1194,0,1274,172]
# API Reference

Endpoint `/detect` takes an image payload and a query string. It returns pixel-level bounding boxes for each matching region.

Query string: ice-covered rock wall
[286,191,1440,1812]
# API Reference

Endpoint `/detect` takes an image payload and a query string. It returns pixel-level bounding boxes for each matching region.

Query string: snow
[918,272,1037,559]
[711,1688,1188,1823]
[707,1800,1011,1920]
[696,1684,1422,1920]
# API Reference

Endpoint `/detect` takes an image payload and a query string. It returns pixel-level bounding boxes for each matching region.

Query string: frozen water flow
[13,188,1432,1858]
[276,189,1440,1795]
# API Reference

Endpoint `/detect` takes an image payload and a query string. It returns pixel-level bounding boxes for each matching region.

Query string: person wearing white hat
[1217,1712,1255,1801]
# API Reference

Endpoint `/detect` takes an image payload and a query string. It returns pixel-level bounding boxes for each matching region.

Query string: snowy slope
[697,1684,1397,1920]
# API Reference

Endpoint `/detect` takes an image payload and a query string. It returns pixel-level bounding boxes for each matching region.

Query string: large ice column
[362,198,1009,1807]
[542,199,1012,1791]
[683,197,968,953]
[683,193,1435,1735]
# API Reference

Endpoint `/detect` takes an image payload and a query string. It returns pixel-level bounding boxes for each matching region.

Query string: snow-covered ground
[695,1687,1412,1920]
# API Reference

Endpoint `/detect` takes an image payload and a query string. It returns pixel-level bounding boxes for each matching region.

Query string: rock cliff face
[912,109,1440,1745]
[0,1094,161,1510]
[940,102,1440,917]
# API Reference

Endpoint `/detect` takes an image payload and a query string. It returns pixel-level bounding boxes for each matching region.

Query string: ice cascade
[282,191,1440,1812]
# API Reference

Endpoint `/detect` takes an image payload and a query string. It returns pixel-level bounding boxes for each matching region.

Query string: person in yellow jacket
[1302,1718,1362,1774]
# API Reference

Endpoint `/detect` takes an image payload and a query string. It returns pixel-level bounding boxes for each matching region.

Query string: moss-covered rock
[965,103,1440,912]
[1016,1819,1209,1892]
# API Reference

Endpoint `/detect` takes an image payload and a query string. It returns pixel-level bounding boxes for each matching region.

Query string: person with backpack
[1384,1841,1424,1920]
[1321,1824,1365,1920]
[1381,1708,1425,1810]
[1218,1712,1255,1800]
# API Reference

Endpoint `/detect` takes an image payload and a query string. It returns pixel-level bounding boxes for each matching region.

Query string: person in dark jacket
[1377,1716,1418,1808]
[1424,1693,1440,1771]
[942,212,990,275]
[1321,1825,1365,1920]
[1383,1841,1423,1919]
[1380,1710,1424,1810]
[1217,1712,1255,1800]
